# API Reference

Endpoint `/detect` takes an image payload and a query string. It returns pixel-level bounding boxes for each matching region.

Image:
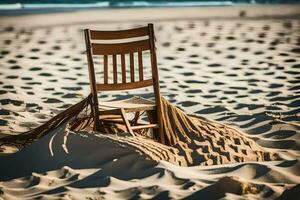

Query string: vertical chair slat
[113,54,117,84]
[130,53,135,82]
[121,54,126,83]
[103,55,108,84]
[138,51,143,81]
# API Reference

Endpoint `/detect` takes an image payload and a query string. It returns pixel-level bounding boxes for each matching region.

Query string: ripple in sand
[0,99,23,106]
[39,73,53,77]
[196,106,228,114]
[179,101,199,107]
[62,94,78,99]
[43,98,63,103]
[7,60,16,64]
[6,76,18,79]
[10,65,21,70]
[29,67,42,71]
[0,119,8,126]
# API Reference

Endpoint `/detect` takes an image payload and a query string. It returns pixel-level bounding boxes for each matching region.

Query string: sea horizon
[1,0,300,10]
[0,0,299,16]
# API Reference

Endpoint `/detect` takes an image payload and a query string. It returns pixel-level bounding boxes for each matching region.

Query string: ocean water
[1,0,300,10]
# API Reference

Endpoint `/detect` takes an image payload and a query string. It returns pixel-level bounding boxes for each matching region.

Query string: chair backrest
[84,23,161,106]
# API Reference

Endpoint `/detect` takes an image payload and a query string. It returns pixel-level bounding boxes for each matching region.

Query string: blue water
[1,0,300,3]
[0,0,299,10]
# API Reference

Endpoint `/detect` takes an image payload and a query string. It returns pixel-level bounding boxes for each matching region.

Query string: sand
[0,5,300,199]
[0,126,299,199]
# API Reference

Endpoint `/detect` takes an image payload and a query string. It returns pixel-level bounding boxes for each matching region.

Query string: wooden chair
[84,24,165,143]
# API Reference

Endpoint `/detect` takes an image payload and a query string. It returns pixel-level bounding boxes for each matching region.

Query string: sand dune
[0,5,300,199]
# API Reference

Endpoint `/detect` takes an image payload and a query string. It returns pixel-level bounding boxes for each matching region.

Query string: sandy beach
[0,5,300,199]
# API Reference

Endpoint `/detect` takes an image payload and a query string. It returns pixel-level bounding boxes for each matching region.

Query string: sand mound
[160,97,279,165]
[108,97,280,166]
[0,95,280,167]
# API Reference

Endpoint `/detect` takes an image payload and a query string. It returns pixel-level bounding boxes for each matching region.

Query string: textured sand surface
[0,126,299,199]
[0,6,300,199]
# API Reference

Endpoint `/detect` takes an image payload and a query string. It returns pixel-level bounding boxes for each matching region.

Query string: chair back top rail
[91,39,150,55]
[90,26,149,40]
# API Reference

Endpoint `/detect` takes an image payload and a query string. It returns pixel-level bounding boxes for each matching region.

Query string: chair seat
[98,96,155,112]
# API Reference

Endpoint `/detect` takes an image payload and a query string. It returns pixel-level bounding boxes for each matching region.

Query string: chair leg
[94,117,101,132]
[120,108,135,136]
[131,111,140,126]
[146,110,155,124]
[146,110,159,140]
[157,112,165,145]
